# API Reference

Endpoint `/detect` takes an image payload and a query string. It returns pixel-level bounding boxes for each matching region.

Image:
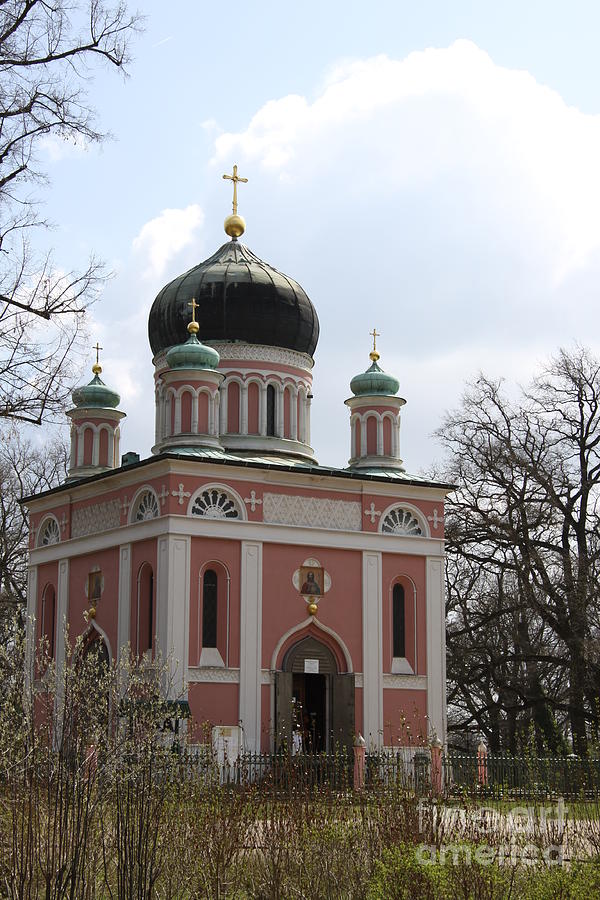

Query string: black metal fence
[179,746,600,800]
[445,752,600,800]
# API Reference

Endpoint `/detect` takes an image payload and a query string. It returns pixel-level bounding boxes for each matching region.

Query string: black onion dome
[148,240,319,358]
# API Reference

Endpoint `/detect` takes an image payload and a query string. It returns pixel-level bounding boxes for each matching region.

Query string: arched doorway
[275,636,355,754]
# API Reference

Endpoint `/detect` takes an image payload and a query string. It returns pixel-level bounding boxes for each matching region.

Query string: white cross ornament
[427,508,444,530]
[59,513,68,533]
[158,485,169,506]
[244,490,262,512]
[364,502,381,524]
[121,496,131,516]
[172,483,191,506]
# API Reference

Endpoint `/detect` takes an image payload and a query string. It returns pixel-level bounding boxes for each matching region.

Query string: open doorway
[275,635,354,754]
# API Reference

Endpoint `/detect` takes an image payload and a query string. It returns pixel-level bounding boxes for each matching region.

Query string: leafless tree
[0,1,142,424]
[0,428,67,640]
[438,346,600,755]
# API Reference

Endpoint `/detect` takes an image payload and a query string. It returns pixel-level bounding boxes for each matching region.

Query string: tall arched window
[136,564,154,656]
[266,384,276,437]
[393,583,406,658]
[41,585,56,659]
[202,569,218,648]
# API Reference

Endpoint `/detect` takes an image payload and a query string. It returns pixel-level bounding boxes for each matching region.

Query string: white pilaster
[239,541,263,752]
[362,551,383,747]
[290,387,298,441]
[306,394,312,446]
[166,393,172,437]
[108,430,115,467]
[426,557,446,744]
[156,534,191,698]
[92,428,99,466]
[191,392,199,434]
[276,384,284,438]
[76,427,84,466]
[174,394,182,435]
[240,384,248,435]
[220,384,228,434]
[377,419,383,456]
[25,564,38,689]
[360,415,367,457]
[117,544,132,663]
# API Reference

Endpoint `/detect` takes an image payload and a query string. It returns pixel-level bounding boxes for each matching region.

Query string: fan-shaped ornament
[191,489,240,519]
[381,507,422,536]
[133,490,159,522]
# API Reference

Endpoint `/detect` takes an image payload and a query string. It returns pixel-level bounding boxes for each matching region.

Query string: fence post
[430,737,443,796]
[354,733,366,790]
[477,740,488,787]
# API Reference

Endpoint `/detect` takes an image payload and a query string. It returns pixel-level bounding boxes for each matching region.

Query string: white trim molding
[362,551,383,748]
[426,556,447,744]
[239,541,262,752]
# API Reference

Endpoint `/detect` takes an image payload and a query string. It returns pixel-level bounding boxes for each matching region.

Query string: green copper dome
[72,374,120,409]
[350,360,400,397]
[166,332,220,370]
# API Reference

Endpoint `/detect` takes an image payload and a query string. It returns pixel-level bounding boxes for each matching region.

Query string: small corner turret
[66,343,126,481]
[345,330,406,471]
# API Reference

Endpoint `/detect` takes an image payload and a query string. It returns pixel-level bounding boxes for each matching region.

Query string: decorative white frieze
[263,493,362,531]
[208,341,313,372]
[383,674,427,690]
[71,499,121,538]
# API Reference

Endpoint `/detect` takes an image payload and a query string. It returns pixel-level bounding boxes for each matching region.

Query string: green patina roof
[71,374,120,409]
[166,333,220,370]
[350,360,400,397]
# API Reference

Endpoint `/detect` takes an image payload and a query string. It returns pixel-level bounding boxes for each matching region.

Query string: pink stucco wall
[383,689,428,746]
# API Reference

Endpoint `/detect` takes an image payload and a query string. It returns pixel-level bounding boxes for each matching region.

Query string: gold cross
[188,298,199,324]
[93,342,102,366]
[222,164,248,215]
[370,328,380,353]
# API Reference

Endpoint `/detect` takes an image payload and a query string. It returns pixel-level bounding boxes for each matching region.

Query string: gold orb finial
[369,328,380,362]
[308,601,319,616]
[222,164,248,239]
[92,342,103,375]
[187,298,200,334]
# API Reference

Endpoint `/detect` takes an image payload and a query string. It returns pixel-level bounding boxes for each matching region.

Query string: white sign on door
[304,658,319,674]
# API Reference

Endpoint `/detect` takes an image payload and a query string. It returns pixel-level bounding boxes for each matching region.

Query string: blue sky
[38,1,600,472]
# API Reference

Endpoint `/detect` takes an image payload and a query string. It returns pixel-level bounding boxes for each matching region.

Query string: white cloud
[132,204,204,279]
[40,132,89,162]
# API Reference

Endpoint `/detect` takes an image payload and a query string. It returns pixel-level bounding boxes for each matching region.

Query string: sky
[36,0,600,475]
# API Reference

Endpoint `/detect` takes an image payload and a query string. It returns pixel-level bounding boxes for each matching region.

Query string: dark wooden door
[275,671,293,752]
[331,673,355,756]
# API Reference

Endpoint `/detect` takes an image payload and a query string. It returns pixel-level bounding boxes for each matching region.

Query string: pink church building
[24,187,450,754]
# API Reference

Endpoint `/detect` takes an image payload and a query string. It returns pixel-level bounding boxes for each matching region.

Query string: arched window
[393,583,406,658]
[202,569,218,648]
[190,487,241,519]
[131,489,159,523]
[38,516,60,547]
[266,384,276,436]
[40,585,56,659]
[381,506,423,536]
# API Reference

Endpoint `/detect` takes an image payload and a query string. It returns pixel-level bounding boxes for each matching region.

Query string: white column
[305,394,312,446]
[154,391,160,445]
[360,416,367,457]
[362,551,383,748]
[25,564,38,690]
[117,544,132,664]
[55,558,69,679]
[156,534,190,698]
[174,394,182,435]
[259,383,267,436]
[115,427,121,465]
[240,383,248,435]
[69,425,76,470]
[165,394,172,438]
[350,417,356,459]
[76,427,84,466]
[426,557,447,745]
[290,388,298,441]
[298,391,306,443]
[92,428,99,466]
[377,418,384,456]
[395,420,401,458]
[108,429,115,467]
[240,541,262,752]
[276,384,284,438]
[191,391,199,434]
[220,383,228,434]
